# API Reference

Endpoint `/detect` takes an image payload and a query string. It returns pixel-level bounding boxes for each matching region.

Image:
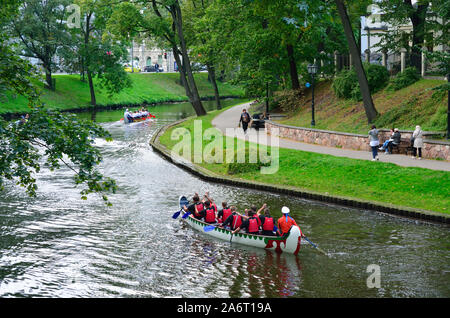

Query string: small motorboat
[121,109,156,124]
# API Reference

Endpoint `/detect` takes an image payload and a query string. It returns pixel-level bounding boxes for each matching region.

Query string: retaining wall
[265,121,450,161]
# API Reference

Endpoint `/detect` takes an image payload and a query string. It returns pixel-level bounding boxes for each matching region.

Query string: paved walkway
[212,102,450,172]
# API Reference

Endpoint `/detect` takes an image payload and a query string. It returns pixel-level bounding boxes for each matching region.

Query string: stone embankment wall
[265,121,450,161]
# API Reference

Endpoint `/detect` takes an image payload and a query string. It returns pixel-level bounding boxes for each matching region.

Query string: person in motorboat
[231,210,261,236]
[124,109,134,123]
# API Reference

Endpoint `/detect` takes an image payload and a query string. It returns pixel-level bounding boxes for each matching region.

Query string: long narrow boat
[177,196,302,255]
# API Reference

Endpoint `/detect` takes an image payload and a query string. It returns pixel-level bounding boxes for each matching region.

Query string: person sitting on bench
[388,128,401,154]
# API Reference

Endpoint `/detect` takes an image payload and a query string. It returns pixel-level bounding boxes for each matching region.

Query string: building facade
[127,41,177,72]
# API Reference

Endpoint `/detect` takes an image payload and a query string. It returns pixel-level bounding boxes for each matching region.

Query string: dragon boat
[177,196,302,255]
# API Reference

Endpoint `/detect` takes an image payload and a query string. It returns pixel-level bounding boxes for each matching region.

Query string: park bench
[389,138,414,155]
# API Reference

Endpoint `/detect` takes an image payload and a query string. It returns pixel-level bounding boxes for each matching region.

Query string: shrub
[332,63,390,100]
[331,68,357,99]
[386,67,420,91]
[272,89,305,113]
[366,63,390,92]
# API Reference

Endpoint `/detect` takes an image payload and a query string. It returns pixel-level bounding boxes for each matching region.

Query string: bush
[366,63,390,92]
[332,63,390,100]
[386,67,420,91]
[272,89,305,113]
[331,68,357,99]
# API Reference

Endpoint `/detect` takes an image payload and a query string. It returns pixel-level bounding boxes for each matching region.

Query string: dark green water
[0,99,449,297]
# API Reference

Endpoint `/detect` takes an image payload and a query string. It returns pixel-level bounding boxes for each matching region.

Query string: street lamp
[307,63,319,126]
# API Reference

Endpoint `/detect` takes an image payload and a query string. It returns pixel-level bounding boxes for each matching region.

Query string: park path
[211,102,450,172]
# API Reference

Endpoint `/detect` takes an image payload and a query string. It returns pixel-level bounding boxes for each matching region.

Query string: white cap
[281,206,290,214]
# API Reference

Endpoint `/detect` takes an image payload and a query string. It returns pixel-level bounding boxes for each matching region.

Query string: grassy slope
[159,104,450,215]
[0,72,245,114]
[276,79,447,134]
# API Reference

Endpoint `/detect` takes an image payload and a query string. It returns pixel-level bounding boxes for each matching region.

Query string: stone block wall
[265,121,450,161]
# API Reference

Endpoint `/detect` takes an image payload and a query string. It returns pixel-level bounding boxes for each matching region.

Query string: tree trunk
[286,43,300,90]
[172,3,206,116]
[87,71,96,106]
[207,64,221,110]
[45,67,53,90]
[85,12,96,106]
[409,2,429,72]
[335,0,378,123]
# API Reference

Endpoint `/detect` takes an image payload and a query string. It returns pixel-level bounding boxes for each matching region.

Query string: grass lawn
[0,72,245,114]
[159,104,450,215]
[275,79,447,134]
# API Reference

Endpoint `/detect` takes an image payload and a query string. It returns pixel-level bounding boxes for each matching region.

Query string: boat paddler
[277,206,303,237]
[231,210,260,235]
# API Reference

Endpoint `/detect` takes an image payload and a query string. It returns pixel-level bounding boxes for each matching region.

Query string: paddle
[172,209,183,219]
[172,195,190,219]
[303,236,328,256]
[203,224,216,232]
[181,211,191,219]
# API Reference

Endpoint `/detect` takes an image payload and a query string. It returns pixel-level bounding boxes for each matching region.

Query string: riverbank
[152,103,450,223]
[1,72,245,115]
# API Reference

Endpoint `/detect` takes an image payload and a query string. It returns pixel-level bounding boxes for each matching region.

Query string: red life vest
[194,203,204,217]
[222,208,232,223]
[205,208,216,223]
[248,217,259,233]
[212,203,217,212]
[262,216,274,231]
[231,214,242,230]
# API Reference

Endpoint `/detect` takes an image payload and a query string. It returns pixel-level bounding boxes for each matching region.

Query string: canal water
[0,99,449,298]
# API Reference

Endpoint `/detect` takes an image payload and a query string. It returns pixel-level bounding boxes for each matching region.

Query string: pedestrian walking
[239,109,251,134]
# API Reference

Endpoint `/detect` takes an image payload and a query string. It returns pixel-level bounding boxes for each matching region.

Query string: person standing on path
[411,125,424,160]
[368,125,380,161]
[239,109,251,134]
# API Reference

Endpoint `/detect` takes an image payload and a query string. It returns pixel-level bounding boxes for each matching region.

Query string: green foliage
[332,63,390,100]
[386,67,421,91]
[272,89,306,113]
[0,106,117,204]
[332,68,357,99]
[0,0,117,204]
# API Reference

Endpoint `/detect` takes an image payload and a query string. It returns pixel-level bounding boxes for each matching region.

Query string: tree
[335,0,378,123]
[10,0,72,90]
[61,0,132,106]
[1,0,117,204]
[376,0,443,72]
[108,0,207,116]
[182,0,225,109]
